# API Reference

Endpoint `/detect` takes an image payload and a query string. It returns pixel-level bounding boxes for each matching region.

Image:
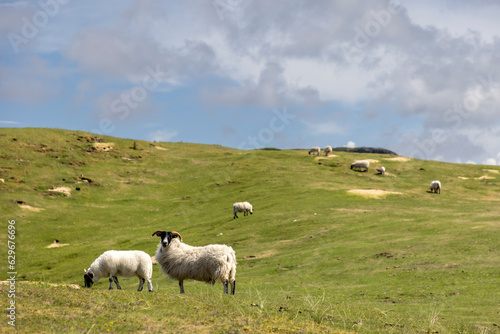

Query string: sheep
[308,146,320,156]
[429,180,441,194]
[376,166,386,175]
[324,145,333,156]
[84,250,153,292]
[151,231,236,295]
[233,201,253,219]
[350,160,370,172]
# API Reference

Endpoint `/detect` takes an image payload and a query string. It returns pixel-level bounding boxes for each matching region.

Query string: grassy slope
[0,128,499,333]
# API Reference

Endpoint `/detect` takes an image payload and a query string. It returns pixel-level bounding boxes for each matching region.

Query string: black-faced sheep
[308,147,320,156]
[376,166,386,175]
[84,250,153,292]
[233,201,253,219]
[429,180,441,194]
[151,231,237,295]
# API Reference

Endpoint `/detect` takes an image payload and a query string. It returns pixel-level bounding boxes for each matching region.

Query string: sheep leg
[231,280,236,295]
[223,280,228,294]
[108,276,114,290]
[137,278,145,291]
[234,213,238,219]
[113,276,122,290]
[147,279,153,292]
[179,281,185,293]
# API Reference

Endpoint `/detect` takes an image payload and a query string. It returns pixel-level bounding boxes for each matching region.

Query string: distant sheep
[351,160,370,172]
[376,166,386,175]
[84,250,153,292]
[324,146,332,156]
[151,231,237,294]
[308,147,320,156]
[233,201,253,219]
[429,180,441,194]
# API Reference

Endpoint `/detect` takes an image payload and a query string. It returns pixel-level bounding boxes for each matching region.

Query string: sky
[1,0,500,165]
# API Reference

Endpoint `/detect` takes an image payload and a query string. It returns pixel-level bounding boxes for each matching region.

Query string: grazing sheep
[151,231,236,295]
[350,160,370,172]
[84,250,153,292]
[429,180,441,194]
[233,201,253,219]
[324,146,333,156]
[308,147,320,156]
[376,166,386,175]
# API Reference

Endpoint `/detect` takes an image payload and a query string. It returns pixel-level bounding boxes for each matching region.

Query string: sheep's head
[83,269,94,288]
[151,230,182,248]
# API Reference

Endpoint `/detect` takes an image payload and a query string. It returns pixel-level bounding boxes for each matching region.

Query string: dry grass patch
[243,249,278,259]
[348,189,402,198]
[476,175,495,180]
[19,204,45,212]
[384,156,411,162]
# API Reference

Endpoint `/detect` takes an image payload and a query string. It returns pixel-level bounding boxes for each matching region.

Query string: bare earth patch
[155,146,168,151]
[46,240,70,248]
[384,156,411,162]
[92,142,114,152]
[19,204,45,212]
[348,189,402,198]
[48,186,72,196]
[364,159,380,163]
[483,169,499,174]
[458,177,469,180]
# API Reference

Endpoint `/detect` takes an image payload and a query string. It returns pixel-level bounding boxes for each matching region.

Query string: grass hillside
[1,128,499,333]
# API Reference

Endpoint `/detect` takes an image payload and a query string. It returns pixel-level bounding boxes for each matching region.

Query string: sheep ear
[151,230,165,238]
[171,231,182,242]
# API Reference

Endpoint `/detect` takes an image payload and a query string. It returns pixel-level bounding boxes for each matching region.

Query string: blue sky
[1,0,500,164]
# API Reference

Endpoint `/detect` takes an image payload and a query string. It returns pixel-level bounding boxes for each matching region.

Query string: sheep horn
[151,230,165,238]
[171,231,182,242]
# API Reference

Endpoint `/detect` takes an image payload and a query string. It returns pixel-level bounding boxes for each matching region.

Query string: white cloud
[346,141,356,148]
[148,130,178,142]
[483,158,497,166]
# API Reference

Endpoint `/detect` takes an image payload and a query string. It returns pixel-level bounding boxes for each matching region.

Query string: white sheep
[429,180,441,194]
[308,146,320,156]
[350,160,370,172]
[324,145,332,156]
[84,250,153,292]
[233,201,253,219]
[151,231,237,295]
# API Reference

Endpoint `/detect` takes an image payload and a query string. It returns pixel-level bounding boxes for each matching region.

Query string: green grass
[1,128,499,333]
